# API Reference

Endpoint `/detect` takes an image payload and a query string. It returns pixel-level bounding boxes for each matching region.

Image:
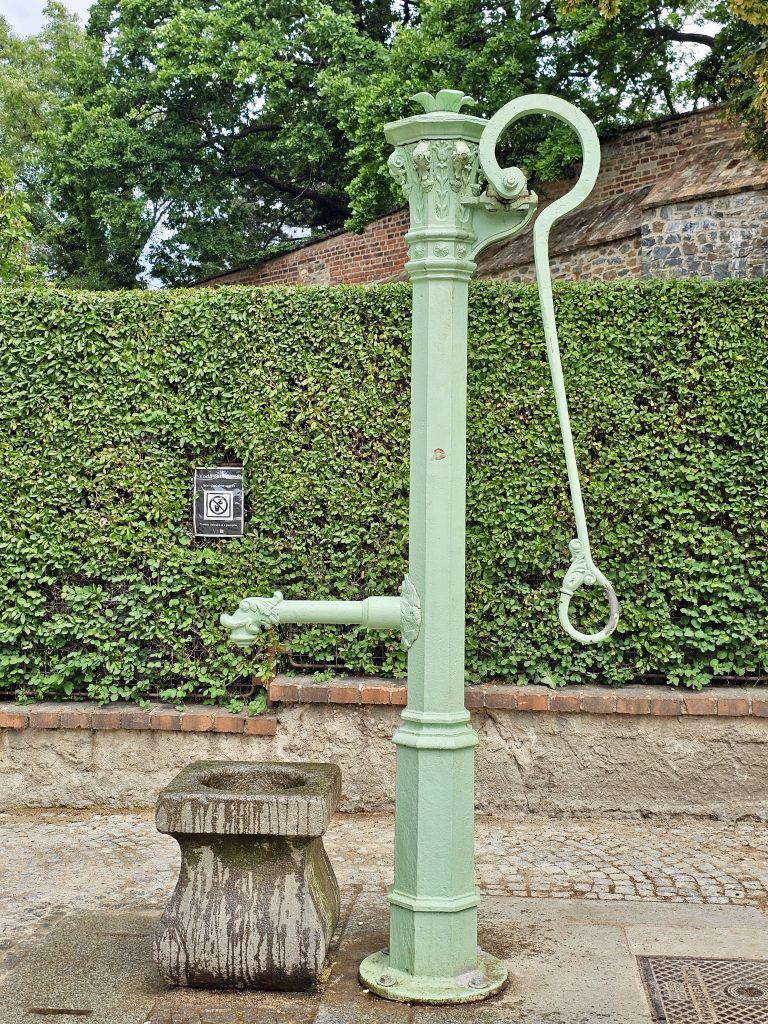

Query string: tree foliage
[0,1,765,286]
[567,1,768,157]
[725,0,768,158]
[0,5,92,279]
[0,160,44,284]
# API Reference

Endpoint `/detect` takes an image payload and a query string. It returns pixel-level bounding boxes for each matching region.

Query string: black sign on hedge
[193,467,244,537]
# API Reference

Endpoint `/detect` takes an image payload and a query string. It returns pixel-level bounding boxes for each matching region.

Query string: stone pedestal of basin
[153,760,341,990]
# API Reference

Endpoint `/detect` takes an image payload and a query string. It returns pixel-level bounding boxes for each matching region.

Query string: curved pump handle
[559,540,620,645]
[479,95,619,645]
[479,94,601,212]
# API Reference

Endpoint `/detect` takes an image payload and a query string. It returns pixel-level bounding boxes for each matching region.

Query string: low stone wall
[487,236,642,284]
[1,682,765,820]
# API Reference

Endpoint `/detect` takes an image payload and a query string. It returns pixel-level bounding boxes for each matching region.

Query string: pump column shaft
[389,260,480,978]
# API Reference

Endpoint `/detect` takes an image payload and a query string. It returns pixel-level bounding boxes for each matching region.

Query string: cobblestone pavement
[1,809,766,984]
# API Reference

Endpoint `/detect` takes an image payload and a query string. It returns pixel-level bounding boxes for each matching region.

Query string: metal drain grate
[639,956,768,1023]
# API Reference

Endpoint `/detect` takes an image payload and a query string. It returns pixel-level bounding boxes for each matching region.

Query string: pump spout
[220,577,421,652]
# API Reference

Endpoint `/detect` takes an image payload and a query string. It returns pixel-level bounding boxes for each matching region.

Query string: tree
[562,1,768,156]
[0,4,92,279]
[0,0,765,287]
[0,159,45,283]
[46,0,393,286]
[326,0,742,229]
[725,0,768,157]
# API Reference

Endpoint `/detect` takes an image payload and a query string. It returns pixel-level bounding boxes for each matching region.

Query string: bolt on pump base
[359,949,508,1004]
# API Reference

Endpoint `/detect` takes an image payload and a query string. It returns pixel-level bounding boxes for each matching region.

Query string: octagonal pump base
[359,948,508,1005]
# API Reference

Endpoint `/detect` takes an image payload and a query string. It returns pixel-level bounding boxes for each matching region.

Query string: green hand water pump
[221,90,618,1005]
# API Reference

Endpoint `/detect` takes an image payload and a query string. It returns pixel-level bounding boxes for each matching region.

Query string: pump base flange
[358,948,508,1005]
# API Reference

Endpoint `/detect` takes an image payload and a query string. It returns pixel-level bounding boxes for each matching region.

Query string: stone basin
[202,764,307,793]
[155,759,340,839]
[154,760,341,991]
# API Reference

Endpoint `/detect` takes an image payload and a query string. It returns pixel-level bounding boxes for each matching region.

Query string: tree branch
[229,123,280,141]
[530,1,560,40]
[232,163,352,218]
[640,27,716,47]
[661,81,677,114]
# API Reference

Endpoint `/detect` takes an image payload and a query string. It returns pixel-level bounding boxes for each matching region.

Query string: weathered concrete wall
[2,703,765,820]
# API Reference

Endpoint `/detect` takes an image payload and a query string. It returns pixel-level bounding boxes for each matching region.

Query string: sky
[0,0,94,36]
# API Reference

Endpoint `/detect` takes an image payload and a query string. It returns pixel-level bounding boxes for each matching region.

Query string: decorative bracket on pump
[476,95,620,644]
[220,575,421,652]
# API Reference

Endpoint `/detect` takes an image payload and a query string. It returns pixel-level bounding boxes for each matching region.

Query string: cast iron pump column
[221,88,619,1005]
[357,90,539,1003]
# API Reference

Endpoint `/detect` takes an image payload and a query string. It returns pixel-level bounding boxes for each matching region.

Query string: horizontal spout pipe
[220,591,402,649]
[279,597,401,629]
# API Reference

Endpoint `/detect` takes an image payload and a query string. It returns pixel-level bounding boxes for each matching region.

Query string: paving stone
[0,912,163,1024]
[147,986,317,1024]
[5,898,765,1024]
[314,888,411,1024]
[1,807,767,995]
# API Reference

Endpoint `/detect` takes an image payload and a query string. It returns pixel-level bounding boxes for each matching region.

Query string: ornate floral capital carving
[384,85,539,264]
[388,138,483,231]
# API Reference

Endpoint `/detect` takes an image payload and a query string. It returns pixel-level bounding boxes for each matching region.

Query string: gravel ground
[1,808,766,983]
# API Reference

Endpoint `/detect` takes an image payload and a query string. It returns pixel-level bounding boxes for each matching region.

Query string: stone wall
[490,237,643,284]
[641,191,768,280]
[2,683,766,820]
[197,106,768,288]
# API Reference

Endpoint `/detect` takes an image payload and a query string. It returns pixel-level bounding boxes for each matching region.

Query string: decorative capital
[385,89,547,268]
[411,90,476,114]
[387,137,482,244]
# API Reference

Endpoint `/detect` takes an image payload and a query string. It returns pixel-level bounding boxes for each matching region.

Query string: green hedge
[0,279,766,705]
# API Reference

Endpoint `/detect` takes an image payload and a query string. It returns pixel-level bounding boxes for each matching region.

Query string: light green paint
[221,87,619,1004]
[360,948,508,1005]
[362,90,619,1004]
[360,87,535,1004]
[486,97,620,645]
[220,576,421,651]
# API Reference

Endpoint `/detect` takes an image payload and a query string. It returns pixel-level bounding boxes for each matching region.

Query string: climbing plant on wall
[0,279,765,705]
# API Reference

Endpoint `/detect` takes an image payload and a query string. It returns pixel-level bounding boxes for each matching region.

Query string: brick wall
[199,208,409,288]
[586,106,740,203]
[198,106,767,288]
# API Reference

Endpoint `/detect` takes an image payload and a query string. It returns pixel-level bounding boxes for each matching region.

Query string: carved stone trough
[153,759,341,990]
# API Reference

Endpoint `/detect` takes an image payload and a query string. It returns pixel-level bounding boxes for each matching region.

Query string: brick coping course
[270,677,767,718]
[0,702,277,735]
[0,680,765,733]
